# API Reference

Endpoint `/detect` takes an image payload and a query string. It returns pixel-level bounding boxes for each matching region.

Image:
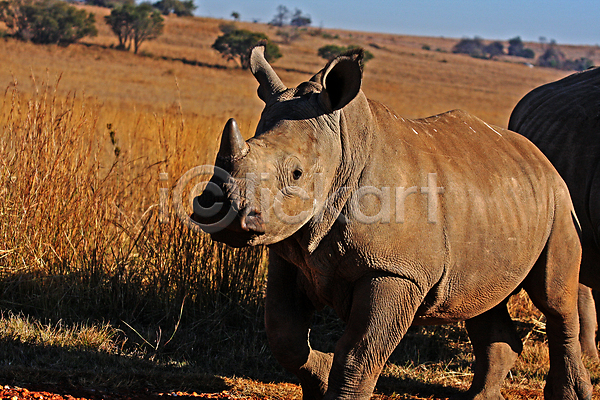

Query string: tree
[508,36,524,56]
[508,36,535,58]
[230,11,239,21]
[104,3,135,49]
[153,0,195,17]
[452,37,486,58]
[538,46,566,69]
[0,0,97,45]
[130,3,163,53]
[212,30,281,68]
[290,8,310,27]
[105,2,163,53]
[269,5,288,26]
[83,0,132,8]
[562,57,594,71]
[484,41,504,57]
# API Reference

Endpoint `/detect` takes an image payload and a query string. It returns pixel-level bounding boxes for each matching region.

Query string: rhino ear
[250,44,287,103]
[319,49,363,111]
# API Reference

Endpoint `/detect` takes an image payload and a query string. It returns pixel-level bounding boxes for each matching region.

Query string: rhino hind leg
[459,302,522,400]
[264,254,332,399]
[578,284,599,362]
[522,211,593,400]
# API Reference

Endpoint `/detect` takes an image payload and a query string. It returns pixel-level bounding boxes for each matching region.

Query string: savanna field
[0,5,599,399]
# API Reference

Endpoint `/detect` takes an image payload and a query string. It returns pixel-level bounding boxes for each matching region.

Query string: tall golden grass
[0,73,267,325]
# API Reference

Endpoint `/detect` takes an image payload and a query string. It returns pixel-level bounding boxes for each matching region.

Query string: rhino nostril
[240,207,265,233]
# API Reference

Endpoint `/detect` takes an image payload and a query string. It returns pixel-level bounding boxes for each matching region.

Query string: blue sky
[197,1,599,45]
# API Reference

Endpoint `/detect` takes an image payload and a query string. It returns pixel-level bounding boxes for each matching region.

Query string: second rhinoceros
[191,46,592,400]
[509,67,600,362]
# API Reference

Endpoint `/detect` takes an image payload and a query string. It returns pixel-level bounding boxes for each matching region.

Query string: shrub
[83,0,133,8]
[562,57,594,71]
[153,0,195,17]
[452,37,486,58]
[537,47,566,69]
[0,0,97,45]
[317,44,346,60]
[508,36,535,58]
[212,30,281,69]
[317,44,374,65]
[484,41,504,57]
[519,48,535,59]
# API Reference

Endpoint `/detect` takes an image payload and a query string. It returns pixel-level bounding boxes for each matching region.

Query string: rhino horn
[250,44,287,102]
[218,118,248,161]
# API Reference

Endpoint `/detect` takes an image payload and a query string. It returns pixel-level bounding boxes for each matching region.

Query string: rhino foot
[450,390,505,400]
[298,350,333,400]
[461,304,521,400]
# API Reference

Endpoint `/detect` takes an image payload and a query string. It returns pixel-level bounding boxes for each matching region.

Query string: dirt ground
[0,383,553,400]
[0,385,250,400]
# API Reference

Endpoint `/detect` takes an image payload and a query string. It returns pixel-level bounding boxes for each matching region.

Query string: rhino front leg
[578,284,599,361]
[324,273,424,400]
[460,302,523,400]
[265,253,333,400]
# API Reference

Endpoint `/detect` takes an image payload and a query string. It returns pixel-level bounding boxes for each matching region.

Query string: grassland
[0,6,599,399]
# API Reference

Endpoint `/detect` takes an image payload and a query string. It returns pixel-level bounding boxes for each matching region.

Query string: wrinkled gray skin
[192,46,592,400]
[509,67,600,362]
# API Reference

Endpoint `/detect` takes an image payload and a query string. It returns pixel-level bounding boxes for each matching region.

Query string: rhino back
[508,67,600,248]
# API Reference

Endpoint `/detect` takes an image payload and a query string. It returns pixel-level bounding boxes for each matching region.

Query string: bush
[83,0,133,8]
[538,47,594,71]
[537,47,566,69]
[484,41,504,57]
[317,44,346,60]
[0,0,97,45]
[153,0,195,17]
[212,29,281,69]
[317,44,374,65]
[508,36,535,58]
[452,37,486,58]
[519,48,535,59]
[563,57,594,71]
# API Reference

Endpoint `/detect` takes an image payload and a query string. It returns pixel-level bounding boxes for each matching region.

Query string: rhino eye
[292,169,303,180]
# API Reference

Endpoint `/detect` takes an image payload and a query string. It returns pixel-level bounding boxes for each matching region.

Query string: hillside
[1,5,592,140]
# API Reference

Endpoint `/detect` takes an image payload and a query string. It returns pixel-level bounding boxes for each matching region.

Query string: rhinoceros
[191,45,592,400]
[509,66,600,362]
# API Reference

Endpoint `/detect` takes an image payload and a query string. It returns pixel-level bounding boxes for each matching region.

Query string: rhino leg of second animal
[595,289,600,348]
[522,210,593,400]
[460,302,523,400]
[323,273,424,400]
[264,254,333,400]
[578,283,599,361]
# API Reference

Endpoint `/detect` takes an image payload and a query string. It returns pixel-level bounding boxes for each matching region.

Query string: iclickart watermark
[160,166,444,233]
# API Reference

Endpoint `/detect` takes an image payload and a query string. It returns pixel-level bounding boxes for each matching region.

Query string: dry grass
[0,10,599,399]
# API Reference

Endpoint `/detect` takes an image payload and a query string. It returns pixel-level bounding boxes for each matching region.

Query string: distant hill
[2,5,596,128]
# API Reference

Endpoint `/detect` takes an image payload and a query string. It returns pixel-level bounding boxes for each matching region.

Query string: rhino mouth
[191,189,265,247]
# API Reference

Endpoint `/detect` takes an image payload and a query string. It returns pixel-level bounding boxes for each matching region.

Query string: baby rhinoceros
[192,45,592,400]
